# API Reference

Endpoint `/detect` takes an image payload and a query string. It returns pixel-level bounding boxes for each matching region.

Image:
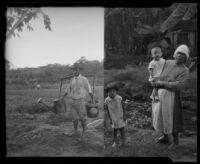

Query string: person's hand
[153,77,160,81]
[151,82,157,87]
[153,80,164,87]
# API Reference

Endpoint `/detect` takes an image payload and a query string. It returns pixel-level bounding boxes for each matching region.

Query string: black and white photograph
[104,4,197,161]
[6,7,104,157]
[4,3,197,161]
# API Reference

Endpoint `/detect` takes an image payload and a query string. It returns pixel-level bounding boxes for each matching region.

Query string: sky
[6,7,104,69]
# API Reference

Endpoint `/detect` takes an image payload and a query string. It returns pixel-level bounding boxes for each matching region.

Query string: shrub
[104,65,151,101]
[104,65,197,104]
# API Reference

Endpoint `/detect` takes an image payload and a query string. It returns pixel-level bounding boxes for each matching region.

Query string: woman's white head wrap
[173,44,190,60]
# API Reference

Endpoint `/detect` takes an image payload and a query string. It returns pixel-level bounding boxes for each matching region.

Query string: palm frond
[160,3,189,33]
[182,3,197,20]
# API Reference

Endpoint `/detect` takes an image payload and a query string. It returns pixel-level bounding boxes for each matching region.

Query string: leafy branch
[6,7,51,40]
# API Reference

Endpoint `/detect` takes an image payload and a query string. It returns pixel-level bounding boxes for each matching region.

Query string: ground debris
[125,100,152,129]
[22,113,35,120]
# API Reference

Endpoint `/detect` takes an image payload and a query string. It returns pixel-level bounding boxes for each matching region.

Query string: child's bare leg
[112,128,118,147]
[119,127,125,147]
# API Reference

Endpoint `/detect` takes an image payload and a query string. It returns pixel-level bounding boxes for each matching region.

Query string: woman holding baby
[150,44,190,150]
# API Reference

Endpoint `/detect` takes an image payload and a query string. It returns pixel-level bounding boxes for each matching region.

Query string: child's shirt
[148,58,165,81]
[104,94,126,128]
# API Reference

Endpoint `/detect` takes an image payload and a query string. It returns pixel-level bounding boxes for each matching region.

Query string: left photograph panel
[5,7,104,157]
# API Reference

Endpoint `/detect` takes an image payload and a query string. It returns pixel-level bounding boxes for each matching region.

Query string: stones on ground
[126,100,151,129]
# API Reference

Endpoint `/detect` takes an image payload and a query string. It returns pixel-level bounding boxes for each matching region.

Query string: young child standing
[148,46,165,101]
[104,82,127,148]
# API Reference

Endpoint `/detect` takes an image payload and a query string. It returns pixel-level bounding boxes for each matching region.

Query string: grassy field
[6,83,104,112]
[6,84,104,156]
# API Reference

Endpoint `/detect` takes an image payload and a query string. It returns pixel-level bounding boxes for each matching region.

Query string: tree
[105,7,170,59]
[6,7,51,40]
[160,3,197,33]
[105,3,197,67]
[76,56,87,64]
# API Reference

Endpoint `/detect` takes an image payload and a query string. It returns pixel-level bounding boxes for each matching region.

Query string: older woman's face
[175,52,187,65]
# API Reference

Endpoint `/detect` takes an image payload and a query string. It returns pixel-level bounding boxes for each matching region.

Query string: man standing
[63,62,93,138]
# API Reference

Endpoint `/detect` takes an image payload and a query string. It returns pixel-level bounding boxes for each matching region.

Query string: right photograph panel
[104,4,197,161]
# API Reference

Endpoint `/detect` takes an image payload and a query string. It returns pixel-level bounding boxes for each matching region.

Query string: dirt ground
[6,112,104,157]
[6,87,197,160]
[6,112,197,161]
[6,86,105,157]
[104,126,197,162]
